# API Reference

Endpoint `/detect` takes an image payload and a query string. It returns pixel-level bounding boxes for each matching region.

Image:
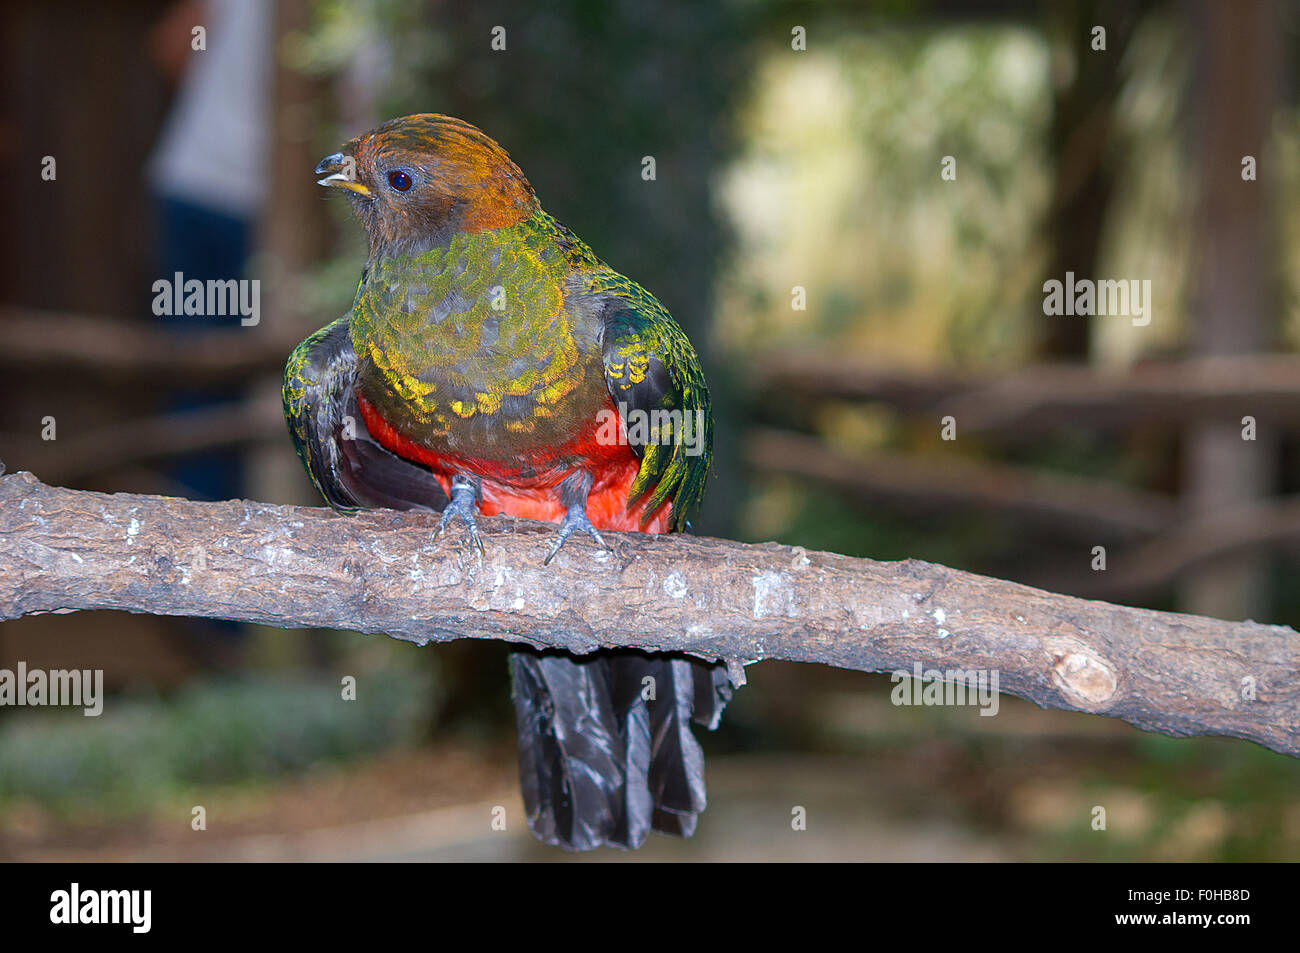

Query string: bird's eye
[387,169,413,192]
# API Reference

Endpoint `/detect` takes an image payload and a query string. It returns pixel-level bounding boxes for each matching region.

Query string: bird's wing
[282,317,449,513]
[597,279,712,532]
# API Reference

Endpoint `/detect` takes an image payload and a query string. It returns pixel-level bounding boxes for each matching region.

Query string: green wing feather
[283,317,356,508]
[282,315,449,513]
[594,272,712,532]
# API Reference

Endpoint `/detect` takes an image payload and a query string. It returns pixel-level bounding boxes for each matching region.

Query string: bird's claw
[435,480,484,555]
[543,505,607,565]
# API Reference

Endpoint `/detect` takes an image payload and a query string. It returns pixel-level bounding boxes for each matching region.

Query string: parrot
[282,114,734,850]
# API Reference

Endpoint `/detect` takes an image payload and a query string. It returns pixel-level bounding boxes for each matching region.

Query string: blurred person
[144,0,272,664]
[146,0,271,503]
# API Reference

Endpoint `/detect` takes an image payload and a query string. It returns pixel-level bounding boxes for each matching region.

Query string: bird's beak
[314,152,371,196]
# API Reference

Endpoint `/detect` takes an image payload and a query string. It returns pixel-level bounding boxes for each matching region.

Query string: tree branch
[2,398,285,485]
[746,429,1177,541]
[1036,496,1300,601]
[0,308,301,382]
[2,471,1296,757]
[753,351,1300,434]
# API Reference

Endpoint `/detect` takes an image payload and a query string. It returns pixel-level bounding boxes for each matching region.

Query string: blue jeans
[152,195,252,503]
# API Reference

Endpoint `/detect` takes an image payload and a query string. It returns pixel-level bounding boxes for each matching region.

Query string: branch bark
[2,471,1297,757]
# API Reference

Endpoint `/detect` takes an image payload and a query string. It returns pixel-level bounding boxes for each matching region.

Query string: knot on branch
[1043,636,1119,708]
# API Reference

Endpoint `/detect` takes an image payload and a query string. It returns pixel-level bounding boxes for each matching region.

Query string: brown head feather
[323,114,539,256]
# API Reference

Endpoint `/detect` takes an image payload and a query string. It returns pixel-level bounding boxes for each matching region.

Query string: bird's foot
[434,477,484,555]
[543,505,607,565]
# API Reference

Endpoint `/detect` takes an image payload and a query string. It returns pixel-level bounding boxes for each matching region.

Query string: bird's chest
[350,233,609,466]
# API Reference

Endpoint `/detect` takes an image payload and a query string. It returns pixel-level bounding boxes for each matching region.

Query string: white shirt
[148,0,271,216]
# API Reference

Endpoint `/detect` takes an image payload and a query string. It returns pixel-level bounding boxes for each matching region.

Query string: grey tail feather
[508,647,733,851]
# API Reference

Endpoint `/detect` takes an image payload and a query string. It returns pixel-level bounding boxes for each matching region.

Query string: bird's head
[315,114,538,257]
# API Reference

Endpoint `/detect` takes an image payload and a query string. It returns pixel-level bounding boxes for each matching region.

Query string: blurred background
[1,0,1299,861]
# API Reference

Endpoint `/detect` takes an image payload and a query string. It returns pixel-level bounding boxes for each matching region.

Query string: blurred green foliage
[0,665,433,816]
[718,24,1053,367]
